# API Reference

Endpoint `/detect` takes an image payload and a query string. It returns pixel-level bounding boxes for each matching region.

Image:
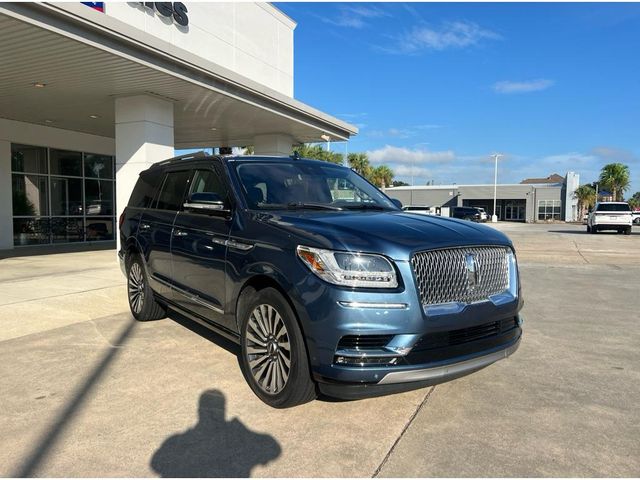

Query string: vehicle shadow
[150,389,281,477]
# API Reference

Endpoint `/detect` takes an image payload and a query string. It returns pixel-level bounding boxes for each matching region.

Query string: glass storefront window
[86,218,114,241]
[11,144,48,174]
[51,217,84,243]
[85,179,114,216]
[11,143,115,247]
[13,218,51,246]
[50,149,82,177]
[538,200,561,221]
[12,174,49,216]
[51,177,83,216]
[84,153,114,179]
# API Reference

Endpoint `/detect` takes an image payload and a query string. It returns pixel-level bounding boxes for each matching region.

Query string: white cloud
[590,146,638,164]
[366,145,455,166]
[383,21,501,54]
[321,5,388,29]
[493,79,555,94]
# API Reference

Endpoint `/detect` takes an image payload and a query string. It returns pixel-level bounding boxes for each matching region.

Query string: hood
[254,210,513,261]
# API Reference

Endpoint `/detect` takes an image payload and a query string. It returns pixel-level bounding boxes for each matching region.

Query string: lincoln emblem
[465,253,480,289]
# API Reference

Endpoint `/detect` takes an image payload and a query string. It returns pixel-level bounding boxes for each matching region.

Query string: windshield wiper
[287,202,344,211]
[341,204,386,211]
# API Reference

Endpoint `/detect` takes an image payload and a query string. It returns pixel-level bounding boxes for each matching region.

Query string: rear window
[155,171,191,211]
[128,170,162,208]
[596,203,631,212]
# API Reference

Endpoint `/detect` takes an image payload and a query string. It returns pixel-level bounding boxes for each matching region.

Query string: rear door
[138,169,191,298]
[171,162,234,328]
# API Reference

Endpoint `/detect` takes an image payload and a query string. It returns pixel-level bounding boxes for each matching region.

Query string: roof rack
[155,150,210,166]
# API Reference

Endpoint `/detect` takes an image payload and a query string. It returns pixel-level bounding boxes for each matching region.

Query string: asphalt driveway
[0,223,638,476]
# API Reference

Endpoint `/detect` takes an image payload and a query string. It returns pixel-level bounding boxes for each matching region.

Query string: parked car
[451,206,486,222]
[402,205,434,215]
[119,153,523,408]
[632,211,640,225]
[587,202,633,234]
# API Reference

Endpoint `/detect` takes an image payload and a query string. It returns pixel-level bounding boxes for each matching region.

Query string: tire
[624,227,632,235]
[586,225,591,233]
[591,225,598,234]
[126,253,166,321]
[238,287,316,408]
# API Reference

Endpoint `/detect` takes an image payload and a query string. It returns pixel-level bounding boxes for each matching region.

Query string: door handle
[173,229,188,237]
[139,223,151,231]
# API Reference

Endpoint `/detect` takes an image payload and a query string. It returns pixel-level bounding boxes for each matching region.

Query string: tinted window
[596,203,631,212]
[155,171,191,211]
[128,171,163,208]
[236,161,396,210]
[190,168,227,198]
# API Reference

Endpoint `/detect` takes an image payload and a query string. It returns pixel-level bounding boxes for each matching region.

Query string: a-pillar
[115,95,174,246]
[0,140,13,250]
[253,134,293,156]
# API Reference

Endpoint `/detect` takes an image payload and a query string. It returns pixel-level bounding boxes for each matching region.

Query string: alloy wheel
[128,263,145,314]
[245,304,291,395]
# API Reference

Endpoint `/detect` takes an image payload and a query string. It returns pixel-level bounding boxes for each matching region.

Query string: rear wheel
[127,254,166,321]
[624,227,632,235]
[238,287,316,408]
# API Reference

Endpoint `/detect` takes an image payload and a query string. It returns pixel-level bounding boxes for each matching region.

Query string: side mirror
[184,192,230,214]
[390,198,403,209]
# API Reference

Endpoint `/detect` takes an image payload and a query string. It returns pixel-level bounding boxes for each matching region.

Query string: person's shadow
[150,389,281,477]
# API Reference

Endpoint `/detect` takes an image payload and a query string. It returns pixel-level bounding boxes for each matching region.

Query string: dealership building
[386,172,580,223]
[0,2,357,253]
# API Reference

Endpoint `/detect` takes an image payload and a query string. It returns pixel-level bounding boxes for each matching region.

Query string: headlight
[506,249,518,297]
[296,246,398,288]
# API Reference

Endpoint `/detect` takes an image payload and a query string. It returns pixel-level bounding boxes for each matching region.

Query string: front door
[171,165,233,329]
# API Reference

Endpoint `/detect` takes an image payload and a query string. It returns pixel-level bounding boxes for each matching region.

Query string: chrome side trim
[227,240,253,251]
[335,348,403,358]
[377,339,520,385]
[338,301,408,309]
[210,237,253,251]
[155,277,224,315]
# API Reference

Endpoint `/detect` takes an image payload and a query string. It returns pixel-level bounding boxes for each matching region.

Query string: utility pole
[491,153,503,222]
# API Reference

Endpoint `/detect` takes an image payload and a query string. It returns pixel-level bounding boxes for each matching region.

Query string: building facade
[386,172,580,223]
[0,2,357,252]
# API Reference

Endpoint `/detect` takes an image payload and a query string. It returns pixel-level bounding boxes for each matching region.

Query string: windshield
[596,203,631,212]
[235,161,398,211]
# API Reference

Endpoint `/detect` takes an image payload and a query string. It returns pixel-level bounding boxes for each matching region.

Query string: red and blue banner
[82,2,104,13]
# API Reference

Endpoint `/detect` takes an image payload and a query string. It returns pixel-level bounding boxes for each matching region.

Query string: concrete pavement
[0,223,638,476]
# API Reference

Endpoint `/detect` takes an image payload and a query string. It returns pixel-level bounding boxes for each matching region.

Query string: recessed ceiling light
[89,114,99,119]
[33,82,46,88]
[210,127,217,131]
[44,119,53,123]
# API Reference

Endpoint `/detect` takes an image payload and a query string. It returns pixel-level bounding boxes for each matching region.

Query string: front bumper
[318,333,521,399]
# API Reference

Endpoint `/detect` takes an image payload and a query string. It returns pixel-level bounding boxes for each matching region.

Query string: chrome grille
[412,246,509,305]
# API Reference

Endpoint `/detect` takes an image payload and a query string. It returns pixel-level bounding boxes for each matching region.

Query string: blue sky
[277,2,640,195]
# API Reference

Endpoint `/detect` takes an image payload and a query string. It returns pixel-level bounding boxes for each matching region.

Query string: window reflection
[10,143,115,247]
[12,174,48,216]
[50,149,82,177]
[11,144,48,174]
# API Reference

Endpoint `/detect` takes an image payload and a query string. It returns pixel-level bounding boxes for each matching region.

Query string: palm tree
[347,153,370,176]
[598,163,630,201]
[574,184,596,219]
[371,165,394,189]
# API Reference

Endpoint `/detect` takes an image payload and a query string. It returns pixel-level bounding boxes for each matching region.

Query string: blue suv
[118,153,523,408]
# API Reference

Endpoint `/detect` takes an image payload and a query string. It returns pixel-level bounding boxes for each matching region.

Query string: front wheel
[238,287,316,408]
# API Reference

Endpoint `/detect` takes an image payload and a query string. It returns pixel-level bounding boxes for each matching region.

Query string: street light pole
[491,153,503,222]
